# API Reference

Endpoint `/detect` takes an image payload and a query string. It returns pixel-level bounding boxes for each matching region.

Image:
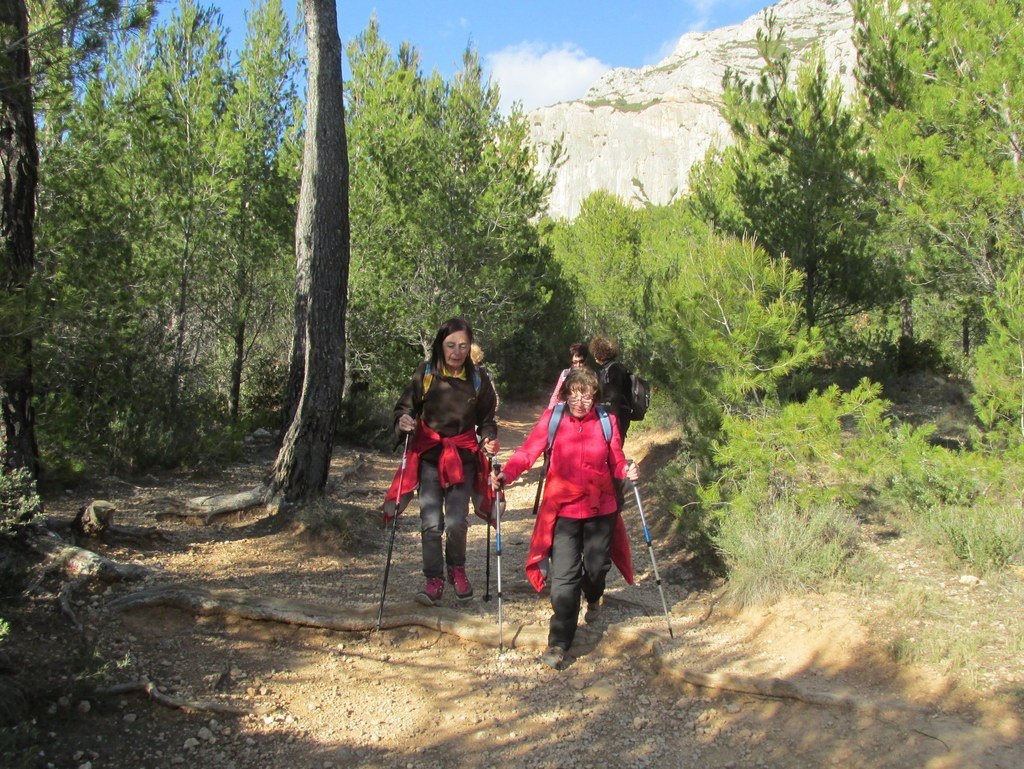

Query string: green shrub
[0,468,41,534]
[692,380,893,600]
[649,450,722,571]
[716,490,859,606]
[921,502,1024,572]
[883,425,985,512]
[648,231,822,469]
[335,388,397,450]
[971,256,1024,452]
[883,432,1024,571]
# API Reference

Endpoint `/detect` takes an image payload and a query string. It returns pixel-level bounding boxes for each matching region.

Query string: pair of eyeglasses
[571,358,586,366]
[567,393,595,405]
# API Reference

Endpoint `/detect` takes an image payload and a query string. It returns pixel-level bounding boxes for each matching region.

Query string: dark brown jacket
[393,361,498,460]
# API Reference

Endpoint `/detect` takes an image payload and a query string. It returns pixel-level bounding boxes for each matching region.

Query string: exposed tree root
[598,624,931,717]
[109,583,931,719]
[27,527,150,629]
[108,584,548,649]
[94,676,251,716]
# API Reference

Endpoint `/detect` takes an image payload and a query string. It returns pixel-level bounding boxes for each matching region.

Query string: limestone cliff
[528,0,856,220]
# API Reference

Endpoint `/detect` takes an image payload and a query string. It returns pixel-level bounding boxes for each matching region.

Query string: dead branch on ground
[94,676,251,716]
[27,526,150,629]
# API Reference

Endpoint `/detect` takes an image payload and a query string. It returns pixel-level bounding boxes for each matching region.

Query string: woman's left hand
[625,461,639,482]
[489,470,506,491]
[482,438,499,455]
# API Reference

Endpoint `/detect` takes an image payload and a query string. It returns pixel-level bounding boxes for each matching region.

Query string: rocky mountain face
[528,0,857,220]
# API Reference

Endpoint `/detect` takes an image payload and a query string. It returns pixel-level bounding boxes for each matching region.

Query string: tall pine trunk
[267,0,350,506]
[0,0,40,480]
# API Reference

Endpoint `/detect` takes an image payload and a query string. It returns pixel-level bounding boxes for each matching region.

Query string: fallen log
[169,459,368,525]
[182,486,267,523]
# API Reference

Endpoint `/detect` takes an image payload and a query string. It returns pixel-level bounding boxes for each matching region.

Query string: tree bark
[0,0,40,480]
[229,309,245,423]
[900,296,913,341]
[267,0,350,507]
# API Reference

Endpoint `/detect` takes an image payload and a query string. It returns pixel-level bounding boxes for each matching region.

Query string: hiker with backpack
[546,341,589,409]
[387,318,499,607]
[590,336,633,440]
[490,367,638,670]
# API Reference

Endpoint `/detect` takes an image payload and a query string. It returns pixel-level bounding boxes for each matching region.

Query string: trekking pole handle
[489,455,506,487]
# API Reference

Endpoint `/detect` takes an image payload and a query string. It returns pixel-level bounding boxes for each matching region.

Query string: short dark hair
[559,366,599,401]
[568,342,587,359]
[588,336,618,363]
[430,318,474,370]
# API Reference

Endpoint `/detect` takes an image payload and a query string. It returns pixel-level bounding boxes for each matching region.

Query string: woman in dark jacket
[590,335,632,440]
[386,318,498,606]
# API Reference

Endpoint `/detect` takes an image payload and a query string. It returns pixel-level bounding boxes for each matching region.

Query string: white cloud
[486,42,609,114]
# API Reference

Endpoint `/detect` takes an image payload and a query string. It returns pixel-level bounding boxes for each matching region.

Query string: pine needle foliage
[699,380,890,603]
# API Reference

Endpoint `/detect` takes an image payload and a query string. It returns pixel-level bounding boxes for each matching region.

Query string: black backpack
[599,360,650,421]
[629,372,651,421]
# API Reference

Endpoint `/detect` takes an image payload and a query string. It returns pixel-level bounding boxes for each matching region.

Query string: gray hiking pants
[418,457,475,578]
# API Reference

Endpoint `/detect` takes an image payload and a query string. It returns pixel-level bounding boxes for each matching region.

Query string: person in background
[547,342,588,409]
[590,335,632,441]
[387,318,498,606]
[471,342,499,410]
[491,367,638,670]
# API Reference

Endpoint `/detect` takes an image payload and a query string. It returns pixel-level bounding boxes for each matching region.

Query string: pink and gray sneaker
[447,566,473,601]
[415,577,444,606]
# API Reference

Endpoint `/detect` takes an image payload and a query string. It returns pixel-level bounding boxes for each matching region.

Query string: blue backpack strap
[595,405,612,443]
[548,402,611,451]
[422,360,433,396]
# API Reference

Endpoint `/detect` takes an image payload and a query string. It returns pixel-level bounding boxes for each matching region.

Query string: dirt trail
[12,402,1023,769]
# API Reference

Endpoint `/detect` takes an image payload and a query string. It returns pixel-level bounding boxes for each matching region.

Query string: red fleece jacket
[501,407,634,591]
[382,423,495,524]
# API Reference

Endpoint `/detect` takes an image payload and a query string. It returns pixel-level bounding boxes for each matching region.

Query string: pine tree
[691,12,896,330]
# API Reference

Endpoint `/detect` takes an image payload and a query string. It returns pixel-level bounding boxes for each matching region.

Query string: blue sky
[171,1,776,112]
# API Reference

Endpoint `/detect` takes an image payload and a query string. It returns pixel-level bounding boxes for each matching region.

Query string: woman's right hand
[398,414,416,433]
[489,470,506,491]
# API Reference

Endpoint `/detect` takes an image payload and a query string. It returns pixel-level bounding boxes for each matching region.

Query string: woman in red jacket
[492,367,638,669]
[546,341,588,409]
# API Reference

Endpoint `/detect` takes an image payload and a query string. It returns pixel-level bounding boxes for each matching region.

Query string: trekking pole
[483,512,493,601]
[627,461,673,638]
[531,452,548,516]
[376,433,410,632]
[492,459,506,652]
[484,454,494,602]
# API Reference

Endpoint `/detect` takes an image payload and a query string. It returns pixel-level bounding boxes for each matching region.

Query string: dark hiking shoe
[447,566,473,601]
[540,646,566,670]
[584,598,601,624]
[415,577,445,606]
